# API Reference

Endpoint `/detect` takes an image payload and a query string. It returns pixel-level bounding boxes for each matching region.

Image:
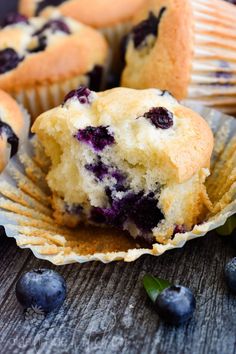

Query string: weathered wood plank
[0,232,236,354]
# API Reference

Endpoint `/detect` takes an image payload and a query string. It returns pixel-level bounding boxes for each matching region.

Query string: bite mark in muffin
[32,87,214,245]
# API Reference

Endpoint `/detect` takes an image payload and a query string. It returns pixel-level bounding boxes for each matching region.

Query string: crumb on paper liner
[0,102,235,264]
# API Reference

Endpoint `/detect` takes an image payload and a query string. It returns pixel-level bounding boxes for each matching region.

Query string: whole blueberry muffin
[0,89,29,172]
[19,0,146,70]
[121,0,236,115]
[32,87,214,245]
[0,12,108,120]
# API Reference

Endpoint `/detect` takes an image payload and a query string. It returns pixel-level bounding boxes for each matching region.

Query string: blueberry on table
[16,269,66,313]
[225,258,236,293]
[143,274,196,325]
[155,285,196,325]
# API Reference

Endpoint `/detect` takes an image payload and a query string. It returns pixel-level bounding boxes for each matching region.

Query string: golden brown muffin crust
[0,20,108,93]
[33,87,214,183]
[19,0,146,28]
[121,0,194,100]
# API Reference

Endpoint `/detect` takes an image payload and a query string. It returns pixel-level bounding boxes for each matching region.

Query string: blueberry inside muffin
[0,89,29,172]
[36,0,67,15]
[32,87,214,245]
[0,120,19,157]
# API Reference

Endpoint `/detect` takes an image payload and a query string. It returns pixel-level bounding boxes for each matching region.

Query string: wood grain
[0,231,236,354]
[0,1,236,353]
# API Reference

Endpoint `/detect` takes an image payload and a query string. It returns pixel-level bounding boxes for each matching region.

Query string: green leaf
[217,216,236,236]
[143,274,171,303]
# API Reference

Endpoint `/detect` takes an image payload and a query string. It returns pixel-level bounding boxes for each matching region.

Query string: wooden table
[1,230,236,354]
[0,1,236,353]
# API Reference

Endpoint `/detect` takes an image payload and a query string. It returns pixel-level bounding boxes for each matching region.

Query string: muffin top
[33,87,214,184]
[121,0,193,99]
[0,89,29,171]
[0,13,108,93]
[19,0,146,28]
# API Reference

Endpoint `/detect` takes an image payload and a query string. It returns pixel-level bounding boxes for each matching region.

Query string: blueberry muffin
[19,0,146,71]
[0,89,29,172]
[32,87,214,245]
[0,12,108,120]
[121,0,236,115]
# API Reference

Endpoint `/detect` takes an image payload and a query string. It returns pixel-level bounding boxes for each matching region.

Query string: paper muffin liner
[0,103,235,265]
[13,67,108,121]
[100,21,132,73]
[188,0,236,115]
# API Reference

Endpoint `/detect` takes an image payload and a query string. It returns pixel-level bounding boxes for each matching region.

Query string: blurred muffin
[0,89,29,172]
[19,0,146,69]
[0,12,108,120]
[121,0,236,115]
[32,87,213,245]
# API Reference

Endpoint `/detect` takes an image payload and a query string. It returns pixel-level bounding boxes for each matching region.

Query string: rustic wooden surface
[1,1,236,353]
[1,230,236,354]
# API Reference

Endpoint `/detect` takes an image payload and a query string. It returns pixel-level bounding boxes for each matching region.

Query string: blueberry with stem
[143,274,196,325]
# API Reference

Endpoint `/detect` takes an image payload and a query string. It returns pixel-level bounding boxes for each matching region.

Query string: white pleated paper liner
[0,103,235,264]
[189,0,236,115]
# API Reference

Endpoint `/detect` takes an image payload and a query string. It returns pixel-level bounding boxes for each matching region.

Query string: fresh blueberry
[1,13,29,28]
[16,269,66,313]
[155,285,196,325]
[225,258,236,292]
[0,120,19,157]
[74,126,115,151]
[0,48,23,74]
[143,107,174,129]
[36,0,67,15]
[130,8,166,49]
[64,86,91,104]
[34,19,70,36]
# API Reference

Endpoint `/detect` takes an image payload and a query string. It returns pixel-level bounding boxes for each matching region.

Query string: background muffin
[0,89,29,172]
[32,87,213,245]
[121,0,236,115]
[0,12,108,120]
[19,0,146,72]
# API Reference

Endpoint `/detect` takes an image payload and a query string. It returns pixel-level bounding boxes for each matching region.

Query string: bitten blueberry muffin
[121,0,236,115]
[32,87,214,245]
[0,89,29,172]
[19,0,146,72]
[0,12,108,120]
